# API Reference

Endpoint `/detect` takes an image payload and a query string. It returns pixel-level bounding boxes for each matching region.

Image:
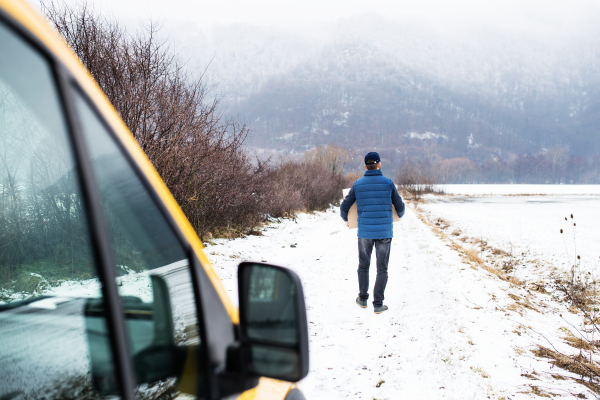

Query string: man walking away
[340,152,405,314]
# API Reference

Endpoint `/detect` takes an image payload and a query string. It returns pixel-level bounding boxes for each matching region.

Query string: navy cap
[364,152,381,165]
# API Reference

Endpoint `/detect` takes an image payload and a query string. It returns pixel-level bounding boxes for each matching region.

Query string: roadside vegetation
[40,0,346,239]
[535,215,600,395]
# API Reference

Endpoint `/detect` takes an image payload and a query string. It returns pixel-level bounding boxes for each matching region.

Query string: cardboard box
[342,188,400,229]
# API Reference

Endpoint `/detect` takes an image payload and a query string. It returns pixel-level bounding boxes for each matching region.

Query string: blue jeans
[358,238,392,307]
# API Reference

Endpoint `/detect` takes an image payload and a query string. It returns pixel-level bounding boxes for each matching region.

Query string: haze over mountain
[159,10,600,167]
[42,0,600,179]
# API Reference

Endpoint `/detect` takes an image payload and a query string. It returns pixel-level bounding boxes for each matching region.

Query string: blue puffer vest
[354,170,395,239]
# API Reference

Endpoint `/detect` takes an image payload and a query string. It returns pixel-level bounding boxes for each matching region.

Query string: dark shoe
[356,297,367,308]
[374,305,388,314]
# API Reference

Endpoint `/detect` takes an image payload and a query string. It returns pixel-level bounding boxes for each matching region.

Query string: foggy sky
[45,0,600,38]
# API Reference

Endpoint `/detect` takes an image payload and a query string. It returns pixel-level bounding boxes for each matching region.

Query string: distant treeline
[396,150,600,186]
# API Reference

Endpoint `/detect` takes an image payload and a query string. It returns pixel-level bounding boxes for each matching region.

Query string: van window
[0,21,115,399]
[72,88,204,398]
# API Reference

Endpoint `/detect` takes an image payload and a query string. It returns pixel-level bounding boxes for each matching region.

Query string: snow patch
[405,131,447,140]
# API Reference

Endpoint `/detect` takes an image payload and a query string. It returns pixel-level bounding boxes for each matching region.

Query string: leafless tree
[303,144,350,177]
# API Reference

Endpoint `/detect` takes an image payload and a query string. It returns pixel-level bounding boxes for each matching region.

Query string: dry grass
[492,247,510,256]
[434,217,450,230]
[505,294,541,314]
[533,345,600,393]
[521,372,540,380]
[584,316,600,326]
[562,332,600,353]
[463,247,484,264]
[470,366,488,378]
[501,258,519,273]
[507,303,524,316]
[412,206,524,286]
[528,386,552,398]
[530,281,549,294]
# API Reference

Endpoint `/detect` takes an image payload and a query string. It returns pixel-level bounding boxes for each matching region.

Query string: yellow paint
[0,0,238,323]
[236,387,257,400]
[177,347,198,395]
[236,378,294,400]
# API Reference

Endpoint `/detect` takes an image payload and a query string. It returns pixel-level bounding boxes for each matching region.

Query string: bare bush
[437,157,476,183]
[342,172,362,189]
[41,1,272,239]
[268,160,343,218]
[304,144,350,177]
[395,156,443,196]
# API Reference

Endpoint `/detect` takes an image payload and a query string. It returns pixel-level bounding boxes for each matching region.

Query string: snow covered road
[208,205,590,399]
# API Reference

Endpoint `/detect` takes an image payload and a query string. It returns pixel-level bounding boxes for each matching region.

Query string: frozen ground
[208,204,593,399]
[442,184,600,196]
[421,187,600,281]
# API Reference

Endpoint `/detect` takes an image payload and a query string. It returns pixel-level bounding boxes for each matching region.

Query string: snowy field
[207,195,597,399]
[441,184,600,196]
[422,186,600,281]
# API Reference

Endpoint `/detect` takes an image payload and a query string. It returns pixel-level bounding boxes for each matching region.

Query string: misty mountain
[163,15,600,162]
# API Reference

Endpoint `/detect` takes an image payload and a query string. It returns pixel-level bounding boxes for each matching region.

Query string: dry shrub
[42,1,277,239]
[44,0,346,236]
[268,161,343,217]
[437,157,476,183]
[395,156,444,196]
[304,144,350,177]
[343,172,362,189]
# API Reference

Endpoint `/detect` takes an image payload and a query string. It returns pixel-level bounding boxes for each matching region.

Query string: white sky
[50,0,600,34]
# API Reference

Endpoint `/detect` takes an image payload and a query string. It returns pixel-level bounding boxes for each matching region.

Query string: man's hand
[346,221,349,228]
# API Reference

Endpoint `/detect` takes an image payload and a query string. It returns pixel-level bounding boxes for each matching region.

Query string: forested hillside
[163,14,600,182]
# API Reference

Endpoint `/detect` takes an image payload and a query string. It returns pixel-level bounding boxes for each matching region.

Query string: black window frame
[0,8,233,400]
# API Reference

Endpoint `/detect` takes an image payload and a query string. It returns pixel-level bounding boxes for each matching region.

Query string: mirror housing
[237,262,309,382]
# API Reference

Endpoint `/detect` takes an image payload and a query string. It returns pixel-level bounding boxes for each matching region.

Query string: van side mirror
[237,262,309,382]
